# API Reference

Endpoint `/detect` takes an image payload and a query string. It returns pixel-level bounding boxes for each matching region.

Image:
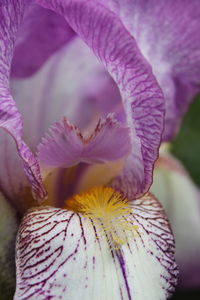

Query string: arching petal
[151,153,200,289]
[0,1,46,200]
[15,194,177,300]
[36,0,165,198]
[37,115,131,176]
[98,0,200,140]
[11,2,75,78]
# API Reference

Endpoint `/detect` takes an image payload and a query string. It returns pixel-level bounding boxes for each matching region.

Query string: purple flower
[0,0,200,299]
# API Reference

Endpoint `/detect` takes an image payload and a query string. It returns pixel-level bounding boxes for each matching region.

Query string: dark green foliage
[171,94,200,187]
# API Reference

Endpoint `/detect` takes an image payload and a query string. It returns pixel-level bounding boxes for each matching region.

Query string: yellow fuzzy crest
[64,186,138,249]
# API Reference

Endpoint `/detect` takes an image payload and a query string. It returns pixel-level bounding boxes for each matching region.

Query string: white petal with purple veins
[15,194,177,300]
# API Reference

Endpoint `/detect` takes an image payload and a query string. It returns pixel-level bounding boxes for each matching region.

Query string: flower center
[64,186,138,249]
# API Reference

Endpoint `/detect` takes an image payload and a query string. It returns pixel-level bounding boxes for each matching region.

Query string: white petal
[151,154,200,288]
[15,194,177,300]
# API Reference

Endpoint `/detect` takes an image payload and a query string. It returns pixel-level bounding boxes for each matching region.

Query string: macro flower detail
[15,194,177,300]
[64,186,138,249]
[13,106,177,299]
[38,115,132,172]
[1,0,200,299]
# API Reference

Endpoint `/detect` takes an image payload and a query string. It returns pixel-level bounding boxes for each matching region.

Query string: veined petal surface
[151,153,200,289]
[38,115,131,173]
[15,194,177,300]
[0,0,46,200]
[98,0,200,140]
[36,0,165,198]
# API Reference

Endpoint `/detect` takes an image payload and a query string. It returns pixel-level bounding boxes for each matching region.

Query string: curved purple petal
[99,0,200,140]
[15,194,177,299]
[38,115,131,173]
[11,2,75,78]
[36,0,165,198]
[0,1,46,201]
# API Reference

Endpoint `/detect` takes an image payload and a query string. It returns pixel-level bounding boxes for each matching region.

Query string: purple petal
[36,0,165,198]
[38,115,131,172]
[15,194,177,299]
[0,1,46,201]
[99,0,200,140]
[151,152,200,289]
[11,2,75,78]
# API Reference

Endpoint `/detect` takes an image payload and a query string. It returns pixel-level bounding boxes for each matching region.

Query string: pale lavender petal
[99,0,200,140]
[15,194,177,299]
[151,152,200,289]
[11,38,114,151]
[0,1,46,200]
[36,0,165,198]
[38,115,131,172]
[11,2,75,78]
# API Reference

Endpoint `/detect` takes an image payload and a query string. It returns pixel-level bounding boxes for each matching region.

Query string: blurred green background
[171,94,200,188]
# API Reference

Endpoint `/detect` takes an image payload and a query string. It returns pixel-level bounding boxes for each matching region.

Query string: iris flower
[0,0,200,299]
